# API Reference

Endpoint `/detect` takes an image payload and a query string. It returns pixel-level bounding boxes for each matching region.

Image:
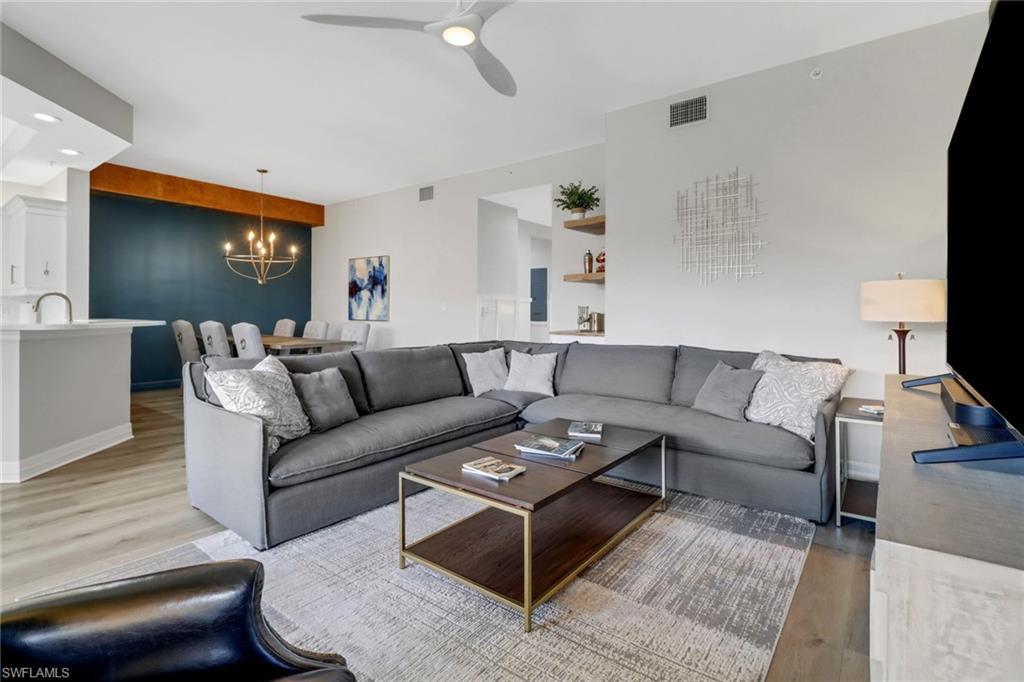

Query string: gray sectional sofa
[184,340,840,549]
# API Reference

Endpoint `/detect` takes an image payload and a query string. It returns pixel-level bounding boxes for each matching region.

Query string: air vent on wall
[419,185,434,201]
[669,95,707,127]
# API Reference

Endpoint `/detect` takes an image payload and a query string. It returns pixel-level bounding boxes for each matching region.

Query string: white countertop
[0,319,165,332]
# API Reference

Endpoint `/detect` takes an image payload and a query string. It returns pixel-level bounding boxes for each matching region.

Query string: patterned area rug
[64,487,814,682]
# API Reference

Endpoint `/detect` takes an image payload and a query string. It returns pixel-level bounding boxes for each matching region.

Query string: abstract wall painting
[674,167,767,286]
[348,256,389,321]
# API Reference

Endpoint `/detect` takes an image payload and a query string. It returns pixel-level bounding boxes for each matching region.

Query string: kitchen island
[0,319,164,482]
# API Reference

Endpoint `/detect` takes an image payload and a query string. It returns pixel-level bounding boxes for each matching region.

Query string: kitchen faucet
[32,292,73,323]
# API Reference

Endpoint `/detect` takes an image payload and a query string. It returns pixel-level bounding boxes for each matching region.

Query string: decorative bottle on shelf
[584,250,594,274]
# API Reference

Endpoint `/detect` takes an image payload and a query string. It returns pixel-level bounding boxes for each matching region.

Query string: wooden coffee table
[398,418,666,632]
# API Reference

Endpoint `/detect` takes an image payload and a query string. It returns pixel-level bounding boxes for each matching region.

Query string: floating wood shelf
[563,272,605,283]
[563,215,606,234]
[550,330,606,337]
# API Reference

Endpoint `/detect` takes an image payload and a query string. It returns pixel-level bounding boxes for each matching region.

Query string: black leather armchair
[0,559,355,681]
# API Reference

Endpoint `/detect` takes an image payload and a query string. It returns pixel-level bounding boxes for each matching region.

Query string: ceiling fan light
[442,25,476,46]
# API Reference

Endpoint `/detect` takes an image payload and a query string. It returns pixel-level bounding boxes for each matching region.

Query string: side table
[835,397,883,526]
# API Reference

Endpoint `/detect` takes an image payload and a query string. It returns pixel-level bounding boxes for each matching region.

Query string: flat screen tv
[946,1,1021,440]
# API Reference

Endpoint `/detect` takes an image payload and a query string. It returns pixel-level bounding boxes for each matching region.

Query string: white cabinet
[1,196,67,297]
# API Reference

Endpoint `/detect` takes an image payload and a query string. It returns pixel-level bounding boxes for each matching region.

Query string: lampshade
[860,278,946,323]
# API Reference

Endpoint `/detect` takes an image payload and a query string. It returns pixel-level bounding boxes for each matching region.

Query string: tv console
[901,374,1024,463]
[870,375,1023,680]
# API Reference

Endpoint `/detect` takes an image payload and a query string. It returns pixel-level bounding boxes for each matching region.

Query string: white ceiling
[1,77,131,186]
[0,1,984,205]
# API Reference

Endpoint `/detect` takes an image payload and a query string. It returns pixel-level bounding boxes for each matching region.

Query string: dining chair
[171,320,201,364]
[199,320,232,357]
[339,322,370,351]
[231,322,266,359]
[273,318,296,337]
[302,320,328,339]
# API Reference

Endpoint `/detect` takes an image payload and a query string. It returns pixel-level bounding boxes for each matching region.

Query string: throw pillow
[692,361,764,422]
[205,355,310,454]
[291,367,359,433]
[462,348,509,397]
[745,350,852,441]
[503,350,557,396]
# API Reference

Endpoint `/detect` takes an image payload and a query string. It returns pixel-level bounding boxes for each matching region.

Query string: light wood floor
[0,388,873,680]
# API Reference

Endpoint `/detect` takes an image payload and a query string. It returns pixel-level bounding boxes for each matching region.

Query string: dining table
[199,334,356,355]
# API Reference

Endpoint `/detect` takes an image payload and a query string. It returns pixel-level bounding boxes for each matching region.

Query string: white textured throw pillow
[745,350,852,441]
[205,355,310,454]
[503,350,557,396]
[462,348,509,397]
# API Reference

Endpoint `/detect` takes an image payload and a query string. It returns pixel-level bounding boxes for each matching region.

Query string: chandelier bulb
[248,231,255,242]
[269,233,276,243]
[224,242,231,252]
[290,245,297,254]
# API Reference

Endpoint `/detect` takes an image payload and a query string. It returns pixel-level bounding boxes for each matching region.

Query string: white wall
[313,144,604,348]
[607,14,984,395]
[603,15,986,478]
[476,199,519,298]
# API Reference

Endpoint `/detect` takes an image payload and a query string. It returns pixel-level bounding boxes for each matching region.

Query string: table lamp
[860,274,946,374]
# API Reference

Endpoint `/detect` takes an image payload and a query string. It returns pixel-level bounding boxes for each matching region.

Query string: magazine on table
[462,456,525,481]
[514,435,585,460]
[567,421,603,443]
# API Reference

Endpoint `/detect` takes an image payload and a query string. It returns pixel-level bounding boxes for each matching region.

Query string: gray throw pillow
[291,368,359,433]
[692,361,764,422]
[204,355,310,454]
[503,350,557,396]
[746,350,853,441]
[462,348,509,396]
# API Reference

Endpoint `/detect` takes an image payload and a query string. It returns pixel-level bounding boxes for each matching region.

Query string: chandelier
[223,169,298,284]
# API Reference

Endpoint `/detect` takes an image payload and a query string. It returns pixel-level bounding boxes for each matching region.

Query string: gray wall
[605,14,986,404]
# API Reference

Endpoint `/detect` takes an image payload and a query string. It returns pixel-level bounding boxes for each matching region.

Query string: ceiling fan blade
[463,40,517,97]
[468,1,515,22]
[302,15,428,32]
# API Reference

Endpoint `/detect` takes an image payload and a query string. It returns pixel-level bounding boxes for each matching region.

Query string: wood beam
[90,163,325,226]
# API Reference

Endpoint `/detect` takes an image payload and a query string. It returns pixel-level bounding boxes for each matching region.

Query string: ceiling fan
[303,1,517,96]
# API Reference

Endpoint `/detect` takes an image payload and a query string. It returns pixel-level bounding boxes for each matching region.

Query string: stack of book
[568,421,603,443]
[462,456,526,481]
[514,435,585,460]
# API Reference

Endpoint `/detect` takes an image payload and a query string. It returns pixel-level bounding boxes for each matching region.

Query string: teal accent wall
[90,193,313,390]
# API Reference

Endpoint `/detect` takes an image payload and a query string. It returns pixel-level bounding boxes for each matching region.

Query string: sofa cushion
[746,351,852,441]
[521,394,813,470]
[462,347,509,396]
[504,350,557,395]
[204,356,310,455]
[354,346,464,412]
[448,341,503,394]
[269,396,519,487]
[500,341,574,391]
[477,389,550,411]
[670,345,841,407]
[201,351,370,415]
[291,368,360,432]
[692,361,763,422]
[558,344,677,403]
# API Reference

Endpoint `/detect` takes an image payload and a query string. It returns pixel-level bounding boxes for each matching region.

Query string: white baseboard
[848,459,880,482]
[1,423,133,483]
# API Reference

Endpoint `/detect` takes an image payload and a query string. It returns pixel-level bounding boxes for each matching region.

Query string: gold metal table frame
[398,436,666,632]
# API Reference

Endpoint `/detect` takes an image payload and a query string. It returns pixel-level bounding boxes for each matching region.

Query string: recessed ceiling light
[442,25,476,47]
[58,148,82,156]
[33,112,61,123]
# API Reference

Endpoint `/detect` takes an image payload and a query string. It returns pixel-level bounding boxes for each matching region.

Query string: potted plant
[554,181,600,219]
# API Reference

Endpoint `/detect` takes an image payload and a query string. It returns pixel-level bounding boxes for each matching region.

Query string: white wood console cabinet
[870,375,1023,681]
